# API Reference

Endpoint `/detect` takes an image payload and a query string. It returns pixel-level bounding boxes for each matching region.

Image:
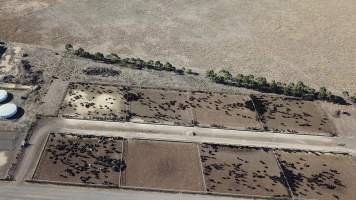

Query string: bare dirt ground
[121,139,205,192]
[188,92,261,130]
[0,151,11,179]
[252,95,336,136]
[127,88,192,125]
[60,83,128,121]
[275,150,356,200]
[40,79,69,116]
[200,144,290,198]
[33,133,124,186]
[0,0,356,93]
[318,102,356,137]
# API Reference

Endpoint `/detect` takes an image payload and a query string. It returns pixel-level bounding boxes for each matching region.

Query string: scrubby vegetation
[206,69,348,104]
[65,44,196,75]
[83,67,120,77]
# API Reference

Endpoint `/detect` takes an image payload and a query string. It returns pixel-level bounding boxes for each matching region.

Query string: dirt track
[1,0,356,93]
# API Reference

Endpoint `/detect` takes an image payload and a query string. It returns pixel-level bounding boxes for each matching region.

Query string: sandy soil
[200,144,290,198]
[275,150,356,200]
[1,0,356,93]
[188,92,261,130]
[33,133,124,186]
[252,95,336,136]
[60,83,128,121]
[121,139,205,192]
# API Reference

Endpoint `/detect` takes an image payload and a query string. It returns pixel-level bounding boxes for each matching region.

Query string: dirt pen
[251,94,336,136]
[121,139,205,192]
[275,150,356,200]
[200,144,290,198]
[59,83,128,121]
[58,83,339,137]
[188,92,262,130]
[127,88,192,126]
[31,132,356,199]
[33,133,125,187]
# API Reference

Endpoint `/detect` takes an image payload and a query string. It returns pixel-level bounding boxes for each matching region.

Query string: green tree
[154,61,163,70]
[318,87,328,100]
[218,69,232,82]
[94,52,104,61]
[206,70,216,79]
[163,62,175,71]
[270,80,278,92]
[293,81,306,97]
[256,77,268,89]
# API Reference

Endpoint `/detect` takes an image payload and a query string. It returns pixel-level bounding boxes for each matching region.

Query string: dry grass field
[200,144,290,198]
[121,139,205,192]
[33,133,124,186]
[188,92,261,130]
[127,88,192,125]
[1,0,356,93]
[275,150,356,200]
[252,95,336,136]
[60,83,128,121]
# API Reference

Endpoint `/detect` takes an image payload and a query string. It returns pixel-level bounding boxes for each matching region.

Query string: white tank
[0,103,17,119]
[0,90,8,103]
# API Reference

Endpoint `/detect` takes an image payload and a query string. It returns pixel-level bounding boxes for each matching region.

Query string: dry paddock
[1,0,356,94]
[32,132,356,199]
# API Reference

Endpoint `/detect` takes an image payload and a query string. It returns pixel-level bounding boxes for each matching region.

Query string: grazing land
[200,144,289,198]
[127,88,192,126]
[275,150,356,200]
[251,94,336,136]
[188,92,261,130]
[60,83,128,121]
[1,0,356,93]
[121,139,205,192]
[33,133,125,187]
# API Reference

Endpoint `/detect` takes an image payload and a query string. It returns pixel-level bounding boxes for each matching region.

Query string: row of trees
[65,44,196,75]
[206,69,350,104]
